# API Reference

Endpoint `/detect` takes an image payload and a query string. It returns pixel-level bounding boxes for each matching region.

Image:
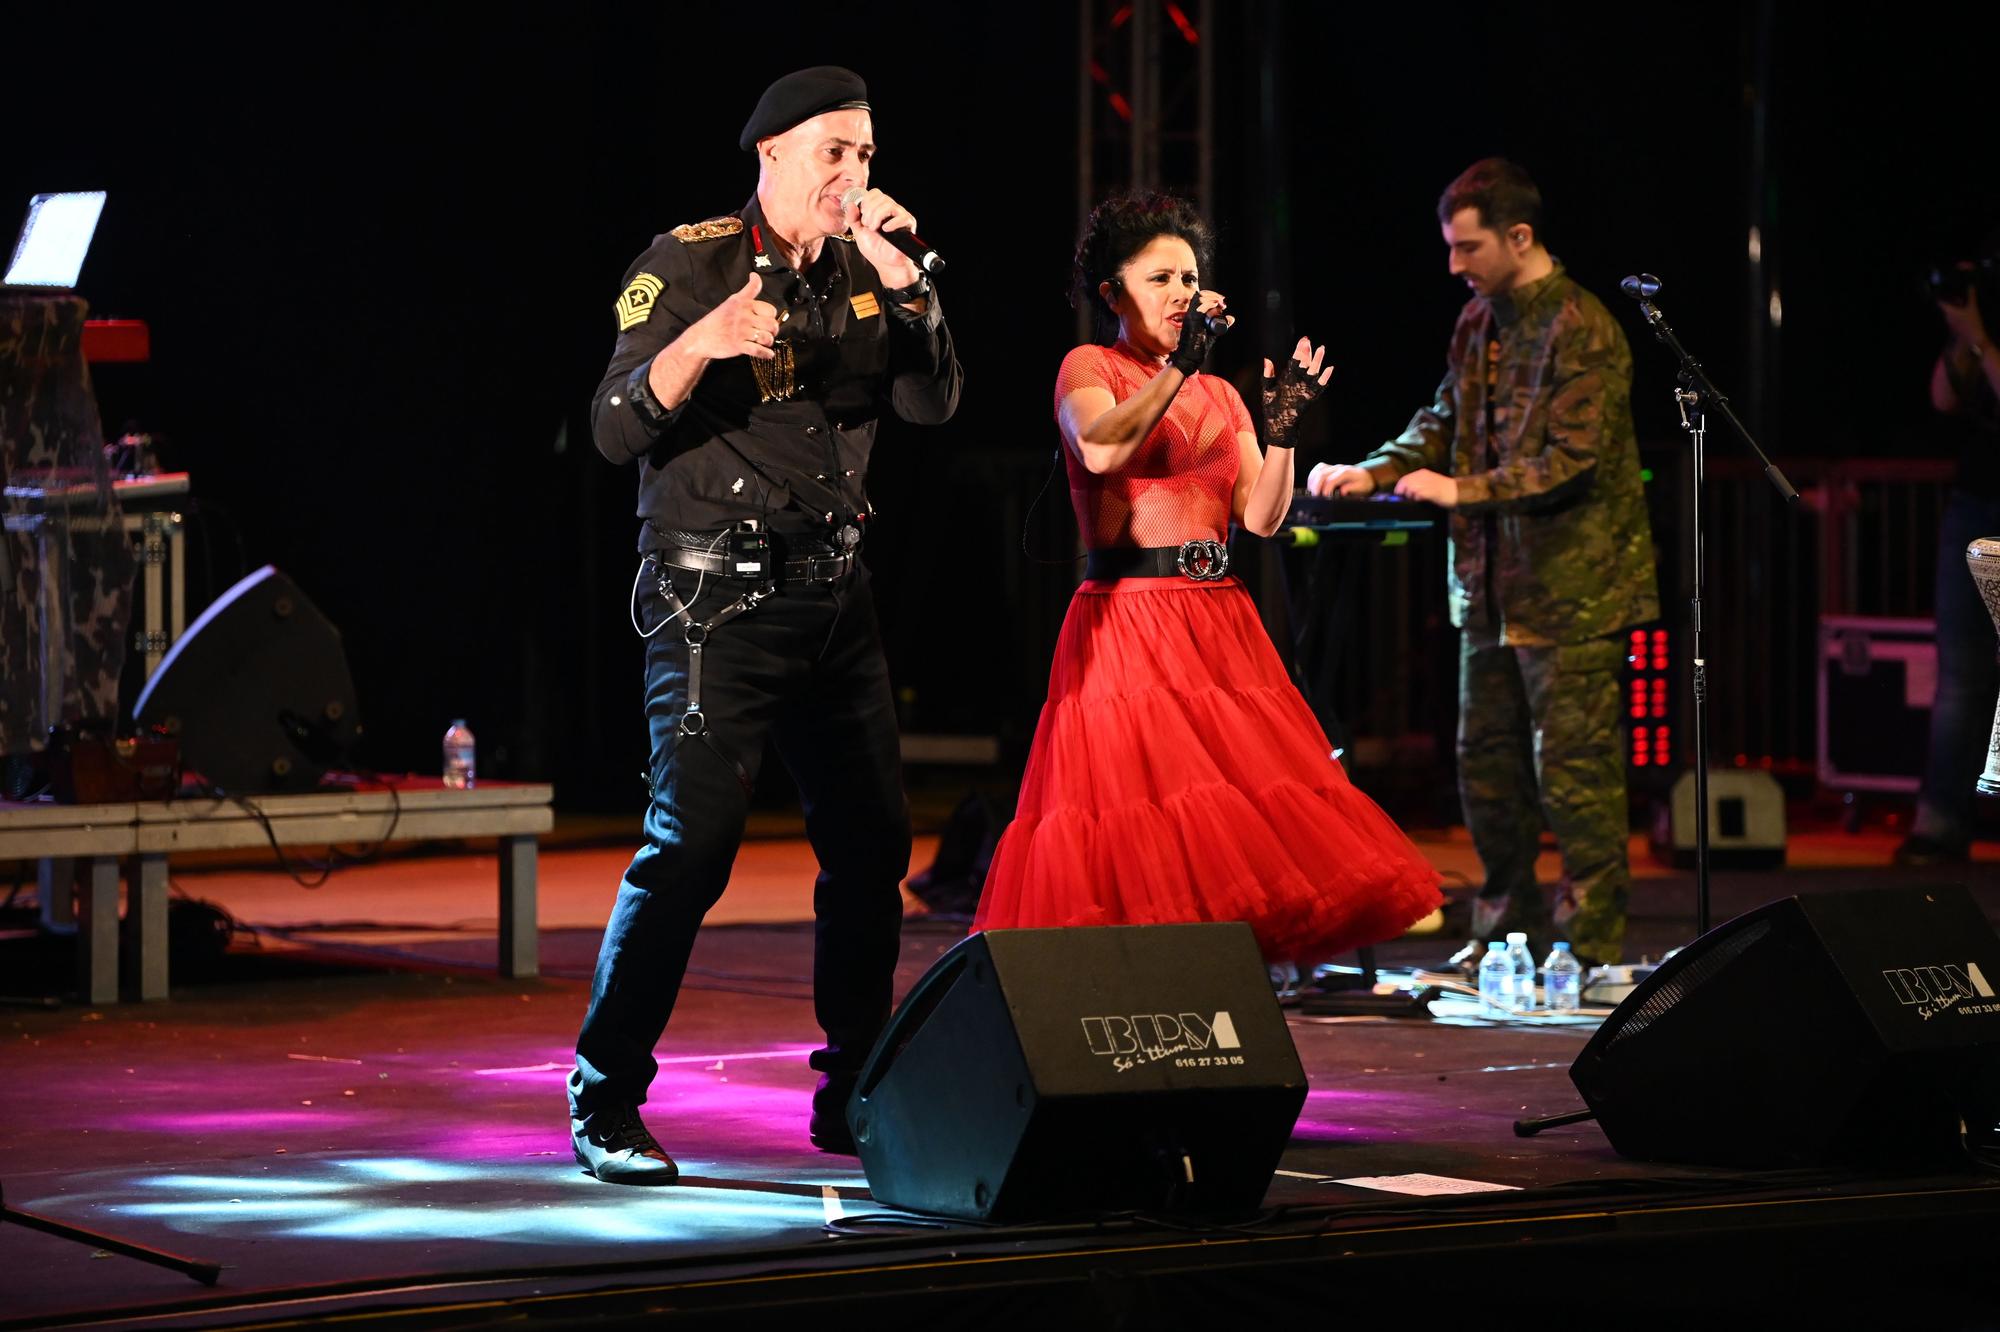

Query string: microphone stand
[1516,278,1799,1144]
[1,1179,220,1284]
[1629,282,1797,941]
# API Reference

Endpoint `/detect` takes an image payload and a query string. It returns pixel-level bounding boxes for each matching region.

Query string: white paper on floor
[1333,1173,1521,1196]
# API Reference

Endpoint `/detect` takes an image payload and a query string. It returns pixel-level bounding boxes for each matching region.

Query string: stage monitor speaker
[132,565,359,794]
[849,923,1307,1223]
[1571,886,2000,1168]
[1648,768,1786,869]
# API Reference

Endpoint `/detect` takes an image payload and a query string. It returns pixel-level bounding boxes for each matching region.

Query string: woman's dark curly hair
[1070,190,1215,344]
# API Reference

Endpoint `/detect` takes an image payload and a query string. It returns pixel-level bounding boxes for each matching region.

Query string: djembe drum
[1973,538,2000,798]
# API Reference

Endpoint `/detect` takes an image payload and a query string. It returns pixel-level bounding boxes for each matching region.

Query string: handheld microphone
[1620,273,1663,300]
[840,188,947,276]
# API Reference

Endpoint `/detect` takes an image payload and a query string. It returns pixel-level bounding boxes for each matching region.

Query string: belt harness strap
[653,566,770,790]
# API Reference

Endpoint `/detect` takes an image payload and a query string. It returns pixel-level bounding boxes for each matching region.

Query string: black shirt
[591,194,962,548]
[1946,364,2000,501]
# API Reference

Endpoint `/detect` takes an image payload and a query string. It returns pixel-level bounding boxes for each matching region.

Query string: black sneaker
[1437,938,1483,977]
[809,1074,858,1155]
[571,1104,679,1184]
[1893,834,1971,868]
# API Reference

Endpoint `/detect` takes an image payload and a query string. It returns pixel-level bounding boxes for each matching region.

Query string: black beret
[738,66,871,152]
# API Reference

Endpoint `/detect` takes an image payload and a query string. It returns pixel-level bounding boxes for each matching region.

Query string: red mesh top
[1055,342,1255,550]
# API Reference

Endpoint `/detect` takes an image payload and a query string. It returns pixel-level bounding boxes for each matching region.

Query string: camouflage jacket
[1359,263,1659,646]
[0,295,136,752]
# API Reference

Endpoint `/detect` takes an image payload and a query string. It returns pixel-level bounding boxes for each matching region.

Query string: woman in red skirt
[972,192,1441,966]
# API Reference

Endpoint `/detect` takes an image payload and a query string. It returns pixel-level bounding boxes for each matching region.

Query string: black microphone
[1620,273,1663,300]
[840,188,947,276]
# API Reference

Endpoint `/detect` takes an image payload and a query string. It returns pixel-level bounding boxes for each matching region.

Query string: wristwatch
[883,274,932,306]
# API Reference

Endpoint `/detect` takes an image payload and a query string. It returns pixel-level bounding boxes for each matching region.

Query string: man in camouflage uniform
[1310,159,1657,964]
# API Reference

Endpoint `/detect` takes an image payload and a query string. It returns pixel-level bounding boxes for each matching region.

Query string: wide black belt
[650,542,853,583]
[1084,540,1232,583]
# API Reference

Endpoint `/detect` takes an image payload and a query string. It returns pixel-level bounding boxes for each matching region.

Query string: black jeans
[570,562,910,1124]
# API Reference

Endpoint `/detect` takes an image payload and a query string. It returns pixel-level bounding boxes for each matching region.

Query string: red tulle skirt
[972,575,1442,962]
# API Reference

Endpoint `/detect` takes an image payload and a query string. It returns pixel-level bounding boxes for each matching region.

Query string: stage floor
[2,831,1997,1326]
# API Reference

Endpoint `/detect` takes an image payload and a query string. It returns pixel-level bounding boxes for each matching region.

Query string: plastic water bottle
[442,719,476,789]
[1505,931,1538,1012]
[1544,942,1583,1013]
[1478,941,1513,1013]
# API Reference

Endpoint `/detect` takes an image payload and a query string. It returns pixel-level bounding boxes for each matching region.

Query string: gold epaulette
[670,216,744,242]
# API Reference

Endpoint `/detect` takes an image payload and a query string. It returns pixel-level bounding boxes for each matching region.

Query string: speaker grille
[857,950,971,1100]
[1603,919,1772,1049]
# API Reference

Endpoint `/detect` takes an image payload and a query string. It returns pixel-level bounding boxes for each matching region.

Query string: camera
[1924,254,1998,306]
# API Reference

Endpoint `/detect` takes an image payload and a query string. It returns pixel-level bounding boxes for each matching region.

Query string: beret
[739,66,871,152]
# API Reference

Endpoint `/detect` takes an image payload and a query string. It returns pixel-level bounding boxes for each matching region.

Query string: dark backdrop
[8,2,1997,808]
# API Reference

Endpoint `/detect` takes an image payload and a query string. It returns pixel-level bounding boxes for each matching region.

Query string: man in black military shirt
[570,66,962,1184]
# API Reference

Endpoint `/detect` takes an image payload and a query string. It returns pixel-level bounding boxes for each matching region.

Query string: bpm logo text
[1882,962,1998,1020]
[1081,1012,1242,1072]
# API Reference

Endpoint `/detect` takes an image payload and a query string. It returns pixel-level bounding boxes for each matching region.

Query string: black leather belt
[1084,540,1232,582]
[651,544,853,583]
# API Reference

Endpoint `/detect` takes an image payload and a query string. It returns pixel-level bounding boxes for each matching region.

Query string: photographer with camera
[1898,238,2000,866]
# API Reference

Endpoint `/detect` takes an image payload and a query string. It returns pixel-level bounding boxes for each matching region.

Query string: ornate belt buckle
[1175,538,1229,581]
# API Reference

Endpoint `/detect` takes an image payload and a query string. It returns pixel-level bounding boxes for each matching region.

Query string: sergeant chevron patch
[616,273,664,331]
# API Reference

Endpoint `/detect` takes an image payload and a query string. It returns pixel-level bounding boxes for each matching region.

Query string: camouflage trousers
[1458,634,1630,963]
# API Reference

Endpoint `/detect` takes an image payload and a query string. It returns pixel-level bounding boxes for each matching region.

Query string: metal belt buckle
[804,552,847,583]
[1175,538,1230,581]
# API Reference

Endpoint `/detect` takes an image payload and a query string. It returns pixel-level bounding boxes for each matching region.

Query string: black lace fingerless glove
[1169,309,1227,377]
[1261,354,1329,448]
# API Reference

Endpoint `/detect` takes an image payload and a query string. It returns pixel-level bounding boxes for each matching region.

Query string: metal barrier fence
[1685,454,1954,781]
[910,447,1958,803]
